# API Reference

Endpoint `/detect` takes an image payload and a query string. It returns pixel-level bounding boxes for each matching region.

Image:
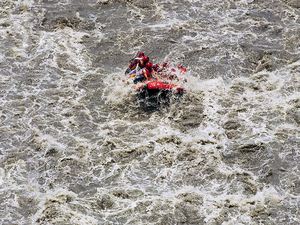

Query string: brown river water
[0,0,299,224]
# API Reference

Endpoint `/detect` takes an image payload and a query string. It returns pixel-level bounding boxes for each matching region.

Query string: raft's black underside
[137,88,183,110]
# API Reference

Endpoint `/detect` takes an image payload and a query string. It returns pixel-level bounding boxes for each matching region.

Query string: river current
[0,0,299,224]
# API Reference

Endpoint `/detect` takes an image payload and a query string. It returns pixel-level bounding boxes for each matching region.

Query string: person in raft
[133,62,158,84]
[125,52,149,75]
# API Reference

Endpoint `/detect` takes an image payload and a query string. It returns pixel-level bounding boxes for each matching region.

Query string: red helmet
[146,62,153,69]
[136,51,145,58]
[142,56,149,63]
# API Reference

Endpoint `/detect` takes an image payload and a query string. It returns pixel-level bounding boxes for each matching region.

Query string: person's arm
[144,69,153,80]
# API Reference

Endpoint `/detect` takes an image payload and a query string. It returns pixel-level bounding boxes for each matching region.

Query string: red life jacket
[128,58,148,71]
[138,60,147,69]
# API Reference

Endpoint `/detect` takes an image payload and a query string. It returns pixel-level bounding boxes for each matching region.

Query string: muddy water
[0,0,299,224]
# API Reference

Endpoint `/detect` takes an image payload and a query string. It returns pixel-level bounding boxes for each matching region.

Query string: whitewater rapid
[0,0,299,224]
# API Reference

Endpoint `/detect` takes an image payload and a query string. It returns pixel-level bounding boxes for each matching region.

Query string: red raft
[137,81,185,94]
[146,81,185,94]
[136,80,185,99]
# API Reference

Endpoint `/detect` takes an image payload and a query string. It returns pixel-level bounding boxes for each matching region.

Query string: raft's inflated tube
[146,81,177,90]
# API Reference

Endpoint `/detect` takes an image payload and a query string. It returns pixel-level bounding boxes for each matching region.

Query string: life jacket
[138,60,147,69]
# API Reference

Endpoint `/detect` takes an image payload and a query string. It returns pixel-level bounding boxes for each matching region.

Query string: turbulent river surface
[1,0,300,224]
